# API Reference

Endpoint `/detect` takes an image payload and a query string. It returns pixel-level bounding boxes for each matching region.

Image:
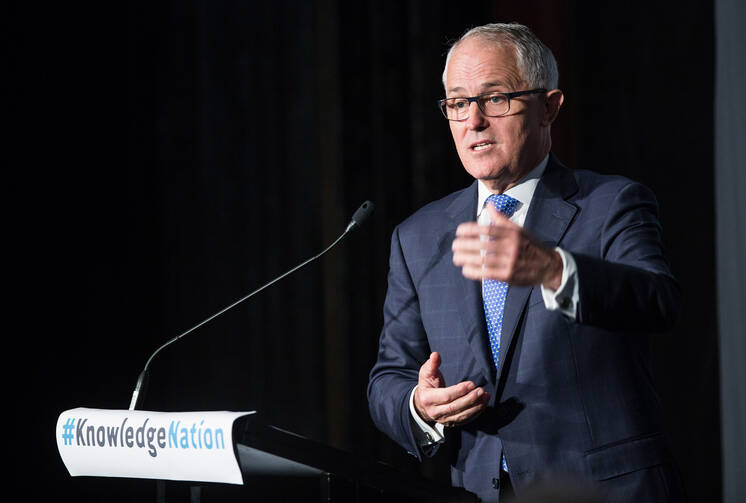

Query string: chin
[463,163,506,182]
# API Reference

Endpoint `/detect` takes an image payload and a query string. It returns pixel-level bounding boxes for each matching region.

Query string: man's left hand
[452,203,563,289]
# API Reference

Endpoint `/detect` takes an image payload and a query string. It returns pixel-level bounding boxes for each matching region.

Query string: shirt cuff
[408,385,446,446]
[540,247,579,319]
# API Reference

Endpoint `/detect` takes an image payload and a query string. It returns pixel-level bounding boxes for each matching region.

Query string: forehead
[445,38,525,94]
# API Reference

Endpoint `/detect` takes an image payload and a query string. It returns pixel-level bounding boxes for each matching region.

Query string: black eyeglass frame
[437,88,547,120]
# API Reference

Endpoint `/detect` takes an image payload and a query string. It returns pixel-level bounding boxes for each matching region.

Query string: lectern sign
[57,408,254,484]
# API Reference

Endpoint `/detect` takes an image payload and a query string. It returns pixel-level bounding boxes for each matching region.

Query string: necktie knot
[484,194,519,218]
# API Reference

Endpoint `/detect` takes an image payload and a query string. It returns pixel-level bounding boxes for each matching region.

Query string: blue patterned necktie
[481,193,519,474]
[482,193,519,369]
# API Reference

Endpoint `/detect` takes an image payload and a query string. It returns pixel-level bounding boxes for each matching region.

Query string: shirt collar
[476,154,548,219]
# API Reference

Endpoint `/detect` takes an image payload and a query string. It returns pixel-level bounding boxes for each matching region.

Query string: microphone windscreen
[351,200,375,227]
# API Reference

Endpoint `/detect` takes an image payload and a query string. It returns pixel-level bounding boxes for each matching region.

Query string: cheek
[499,122,530,151]
[449,123,463,142]
[450,126,469,152]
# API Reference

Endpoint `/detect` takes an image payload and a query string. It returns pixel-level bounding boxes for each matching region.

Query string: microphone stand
[128,201,374,410]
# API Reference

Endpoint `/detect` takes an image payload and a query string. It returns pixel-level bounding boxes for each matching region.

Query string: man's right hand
[413,352,490,427]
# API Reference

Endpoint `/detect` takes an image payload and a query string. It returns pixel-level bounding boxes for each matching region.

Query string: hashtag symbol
[61,418,75,445]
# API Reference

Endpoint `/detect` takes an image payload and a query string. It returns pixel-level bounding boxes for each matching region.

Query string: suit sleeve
[367,225,435,460]
[573,181,682,332]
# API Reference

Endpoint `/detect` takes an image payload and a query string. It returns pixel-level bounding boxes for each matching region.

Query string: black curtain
[13,0,719,501]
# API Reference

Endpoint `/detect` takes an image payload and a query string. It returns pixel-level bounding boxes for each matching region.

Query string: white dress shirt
[409,154,580,446]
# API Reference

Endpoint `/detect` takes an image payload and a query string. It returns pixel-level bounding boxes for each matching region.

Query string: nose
[466,101,489,130]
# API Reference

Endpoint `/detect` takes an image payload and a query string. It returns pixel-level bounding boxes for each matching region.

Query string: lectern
[230,414,477,502]
[57,410,478,503]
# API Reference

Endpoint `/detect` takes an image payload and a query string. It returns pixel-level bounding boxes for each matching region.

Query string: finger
[453,227,515,250]
[460,263,491,281]
[428,387,489,423]
[452,246,483,267]
[462,251,550,285]
[455,221,491,237]
[452,236,493,253]
[437,392,490,427]
[415,376,468,423]
[430,351,441,370]
[418,380,476,409]
[485,203,514,227]
[452,236,514,261]
[454,245,514,276]
[461,261,513,282]
[419,352,441,379]
[485,202,503,224]
[418,352,444,389]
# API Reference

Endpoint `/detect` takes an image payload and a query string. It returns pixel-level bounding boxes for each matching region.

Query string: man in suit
[367,23,684,502]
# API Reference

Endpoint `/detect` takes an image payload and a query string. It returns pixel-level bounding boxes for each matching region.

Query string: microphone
[346,200,374,232]
[128,200,375,410]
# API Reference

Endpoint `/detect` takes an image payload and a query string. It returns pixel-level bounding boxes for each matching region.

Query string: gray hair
[442,23,559,90]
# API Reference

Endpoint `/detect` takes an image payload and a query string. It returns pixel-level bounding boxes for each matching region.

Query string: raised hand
[413,352,490,427]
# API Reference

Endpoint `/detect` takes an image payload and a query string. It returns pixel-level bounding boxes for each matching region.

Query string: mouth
[469,140,494,152]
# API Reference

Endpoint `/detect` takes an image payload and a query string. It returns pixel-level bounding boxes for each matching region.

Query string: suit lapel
[442,158,580,387]
[445,182,496,384]
[494,156,579,385]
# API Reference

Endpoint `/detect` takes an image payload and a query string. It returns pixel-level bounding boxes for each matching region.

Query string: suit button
[491,477,500,490]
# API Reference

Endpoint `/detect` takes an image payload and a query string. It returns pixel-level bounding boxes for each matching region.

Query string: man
[367,23,684,502]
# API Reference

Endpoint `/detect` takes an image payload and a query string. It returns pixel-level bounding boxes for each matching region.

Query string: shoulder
[397,183,476,233]
[546,156,658,208]
[571,168,642,192]
[390,183,476,256]
[570,169,659,214]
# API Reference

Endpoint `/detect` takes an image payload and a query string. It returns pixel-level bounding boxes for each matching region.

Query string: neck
[482,154,548,194]
[483,136,551,194]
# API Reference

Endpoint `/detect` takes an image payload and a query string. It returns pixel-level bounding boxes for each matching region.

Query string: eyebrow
[447,81,508,95]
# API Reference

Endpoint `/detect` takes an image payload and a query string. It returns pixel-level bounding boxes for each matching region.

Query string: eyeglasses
[437,88,546,121]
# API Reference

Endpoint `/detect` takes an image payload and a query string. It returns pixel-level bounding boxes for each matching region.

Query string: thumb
[485,202,510,226]
[419,352,444,388]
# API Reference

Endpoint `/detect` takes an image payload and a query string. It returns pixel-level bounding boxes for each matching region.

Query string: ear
[541,89,564,127]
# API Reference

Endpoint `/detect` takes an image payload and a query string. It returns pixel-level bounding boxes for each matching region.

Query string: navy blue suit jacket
[368,155,683,502]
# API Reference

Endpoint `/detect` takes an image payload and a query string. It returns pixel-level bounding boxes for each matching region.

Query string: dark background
[11,0,720,500]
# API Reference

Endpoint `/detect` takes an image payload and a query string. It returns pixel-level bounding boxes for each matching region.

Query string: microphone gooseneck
[129,200,375,410]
